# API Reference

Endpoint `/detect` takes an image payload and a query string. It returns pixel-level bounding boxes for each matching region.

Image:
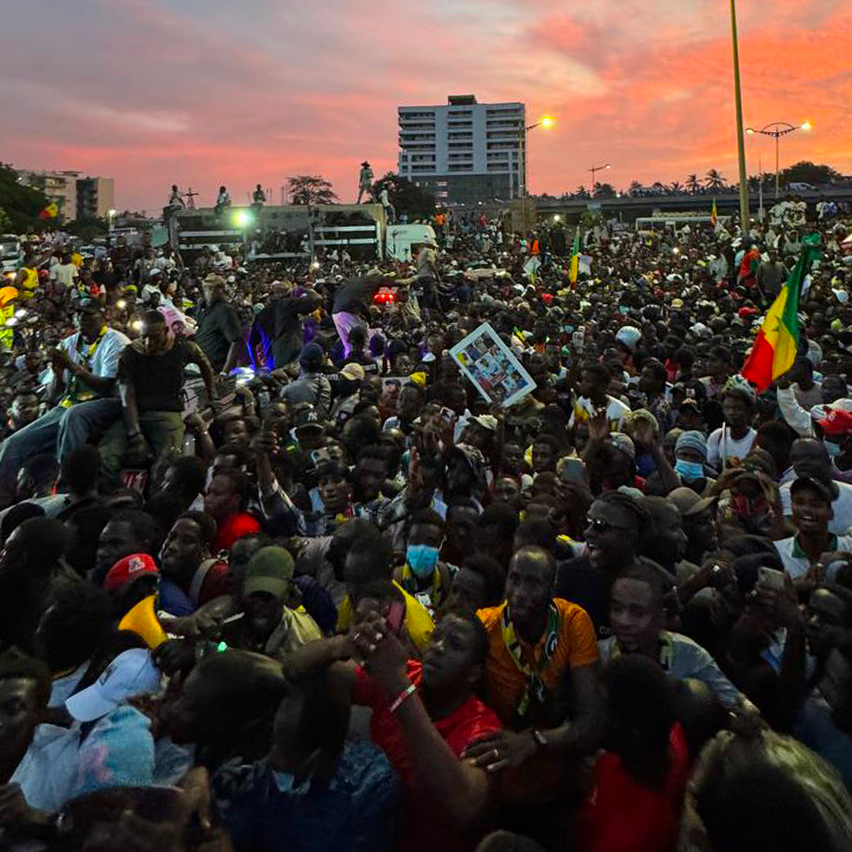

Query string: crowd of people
[0,198,852,852]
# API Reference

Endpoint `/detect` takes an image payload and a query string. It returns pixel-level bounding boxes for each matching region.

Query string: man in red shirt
[204,469,260,552]
[284,608,501,852]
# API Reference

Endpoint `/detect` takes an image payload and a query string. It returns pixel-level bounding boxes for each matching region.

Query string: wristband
[389,683,417,714]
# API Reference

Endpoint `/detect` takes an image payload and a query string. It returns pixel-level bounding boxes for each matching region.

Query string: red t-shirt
[213,512,261,553]
[353,660,502,852]
[578,723,689,852]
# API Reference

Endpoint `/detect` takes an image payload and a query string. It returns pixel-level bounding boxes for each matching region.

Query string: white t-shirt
[774,534,852,579]
[42,328,130,389]
[780,479,852,535]
[706,426,757,469]
[570,395,631,431]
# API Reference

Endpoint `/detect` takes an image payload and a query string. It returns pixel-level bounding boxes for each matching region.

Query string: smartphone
[385,600,405,636]
[758,566,786,592]
[439,406,455,424]
[560,457,586,484]
[311,447,331,465]
[572,330,585,351]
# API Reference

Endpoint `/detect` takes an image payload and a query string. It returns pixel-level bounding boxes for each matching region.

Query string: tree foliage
[65,216,108,242]
[779,161,841,187]
[593,182,617,199]
[0,164,48,233]
[372,173,435,221]
[286,175,338,206]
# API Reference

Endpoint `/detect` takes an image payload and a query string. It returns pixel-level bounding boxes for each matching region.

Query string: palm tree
[575,185,590,198]
[669,181,684,194]
[705,169,726,191]
[685,174,701,194]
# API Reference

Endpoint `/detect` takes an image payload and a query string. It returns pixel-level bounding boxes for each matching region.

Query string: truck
[171,204,436,266]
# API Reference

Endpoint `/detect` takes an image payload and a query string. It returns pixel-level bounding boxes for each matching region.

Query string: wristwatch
[532,729,548,749]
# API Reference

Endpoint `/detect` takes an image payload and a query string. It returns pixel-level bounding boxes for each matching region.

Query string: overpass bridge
[529,188,852,225]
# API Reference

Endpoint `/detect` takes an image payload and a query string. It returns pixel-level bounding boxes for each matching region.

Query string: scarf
[501,602,560,718]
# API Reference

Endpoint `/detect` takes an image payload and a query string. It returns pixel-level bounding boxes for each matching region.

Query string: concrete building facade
[17,169,115,222]
[397,95,525,206]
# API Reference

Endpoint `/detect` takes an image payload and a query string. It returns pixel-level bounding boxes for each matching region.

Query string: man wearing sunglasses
[556,491,649,639]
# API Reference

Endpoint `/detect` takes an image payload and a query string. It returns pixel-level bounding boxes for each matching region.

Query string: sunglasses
[585,516,634,534]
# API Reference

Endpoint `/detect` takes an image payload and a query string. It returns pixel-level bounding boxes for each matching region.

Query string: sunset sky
[1,0,850,212]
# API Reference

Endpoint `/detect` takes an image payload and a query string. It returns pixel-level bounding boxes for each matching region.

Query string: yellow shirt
[71,253,84,268]
[336,581,435,653]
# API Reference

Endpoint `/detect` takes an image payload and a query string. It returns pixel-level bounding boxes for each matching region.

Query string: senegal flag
[741,234,821,392]
[568,226,580,288]
[38,202,59,221]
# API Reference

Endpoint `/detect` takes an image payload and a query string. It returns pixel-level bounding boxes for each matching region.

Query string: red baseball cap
[819,408,852,437]
[104,553,159,592]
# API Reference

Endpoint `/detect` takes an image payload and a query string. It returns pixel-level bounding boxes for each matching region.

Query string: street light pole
[745,121,812,199]
[588,163,611,189]
[729,0,750,235]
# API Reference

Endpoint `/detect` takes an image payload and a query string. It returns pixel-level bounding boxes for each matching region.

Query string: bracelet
[389,683,417,714]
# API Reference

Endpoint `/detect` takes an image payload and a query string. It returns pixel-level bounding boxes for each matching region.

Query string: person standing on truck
[380,187,395,224]
[357,161,374,204]
[252,184,267,210]
[195,273,244,374]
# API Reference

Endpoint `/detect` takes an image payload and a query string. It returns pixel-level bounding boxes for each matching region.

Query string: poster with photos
[450,322,535,408]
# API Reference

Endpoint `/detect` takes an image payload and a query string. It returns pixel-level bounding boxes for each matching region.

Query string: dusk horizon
[2,0,850,212]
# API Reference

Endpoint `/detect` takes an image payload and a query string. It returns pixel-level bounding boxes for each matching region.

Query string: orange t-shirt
[477,599,598,725]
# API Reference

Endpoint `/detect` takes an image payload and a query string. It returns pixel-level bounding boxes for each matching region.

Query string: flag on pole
[740,234,821,392]
[38,202,59,221]
[569,226,580,287]
[710,198,718,228]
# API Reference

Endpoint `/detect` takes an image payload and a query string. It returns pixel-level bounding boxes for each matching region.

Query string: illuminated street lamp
[107,209,117,230]
[520,116,556,198]
[745,121,813,199]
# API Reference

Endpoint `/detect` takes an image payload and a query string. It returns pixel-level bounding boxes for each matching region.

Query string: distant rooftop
[447,95,477,106]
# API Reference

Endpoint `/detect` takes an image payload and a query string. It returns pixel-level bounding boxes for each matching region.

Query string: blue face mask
[406,544,440,578]
[619,306,631,315]
[825,440,842,458]
[675,459,705,480]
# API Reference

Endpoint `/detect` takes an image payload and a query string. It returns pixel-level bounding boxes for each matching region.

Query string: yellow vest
[336,581,435,653]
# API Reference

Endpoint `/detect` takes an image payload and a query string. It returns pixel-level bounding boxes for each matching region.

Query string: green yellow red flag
[569,226,580,287]
[740,234,821,392]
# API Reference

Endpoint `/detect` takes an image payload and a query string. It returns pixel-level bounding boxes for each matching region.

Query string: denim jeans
[0,398,122,503]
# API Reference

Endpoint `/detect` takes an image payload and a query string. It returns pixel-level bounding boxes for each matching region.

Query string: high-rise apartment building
[397,95,525,206]
[17,169,115,222]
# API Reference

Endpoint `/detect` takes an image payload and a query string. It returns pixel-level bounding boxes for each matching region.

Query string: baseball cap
[244,546,295,598]
[104,553,159,592]
[790,475,835,505]
[818,408,852,437]
[340,363,365,382]
[668,487,716,517]
[65,648,161,722]
[609,432,636,460]
[469,414,498,432]
[76,297,103,314]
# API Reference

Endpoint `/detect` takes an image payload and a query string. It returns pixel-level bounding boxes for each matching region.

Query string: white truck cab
[385,224,437,262]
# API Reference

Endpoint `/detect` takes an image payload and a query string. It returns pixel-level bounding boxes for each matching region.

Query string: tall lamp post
[746,121,813,199]
[519,115,555,198]
[588,163,610,189]
[729,0,750,235]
